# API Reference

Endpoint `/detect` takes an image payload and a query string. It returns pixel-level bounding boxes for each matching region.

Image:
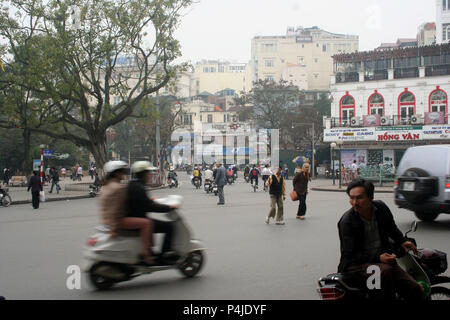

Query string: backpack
[252,169,257,176]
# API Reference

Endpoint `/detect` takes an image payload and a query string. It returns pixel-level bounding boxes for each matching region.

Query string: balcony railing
[393,67,419,79]
[328,114,450,128]
[335,72,359,83]
[425,64,450,77]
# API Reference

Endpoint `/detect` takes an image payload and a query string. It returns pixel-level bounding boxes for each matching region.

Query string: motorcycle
[0,187,12,207]
[212,183,218,196]
[244,173,250,183]
[193,177,201,189]
[81,195,206,290]
[204,179,212,193]
[317,221,450,300]
[89,184,100,197]
[233,173,238,182]
[168,178,178,188]
[227,175,233,185]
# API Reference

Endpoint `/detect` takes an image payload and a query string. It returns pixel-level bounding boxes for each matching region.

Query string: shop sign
[422,125,450,140]
[376,130,422,141]
[324,128,376,142]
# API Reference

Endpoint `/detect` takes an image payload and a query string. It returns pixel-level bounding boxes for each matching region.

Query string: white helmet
[131,161,153,174]
[103,160,128,174]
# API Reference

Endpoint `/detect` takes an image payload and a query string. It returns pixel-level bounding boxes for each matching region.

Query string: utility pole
[156,90,161,171]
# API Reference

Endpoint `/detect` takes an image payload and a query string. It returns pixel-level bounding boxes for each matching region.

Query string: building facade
[191,60,252,96]
[436,0,450,44]
[324,43,450,168]
[251,26,359,91]
[417,22,436,46]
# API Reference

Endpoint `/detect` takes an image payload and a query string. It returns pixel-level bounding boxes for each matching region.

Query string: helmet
[132,161,153,174]
[104,161,128,174]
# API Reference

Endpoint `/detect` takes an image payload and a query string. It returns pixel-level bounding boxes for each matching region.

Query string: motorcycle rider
[338,179,424,300]
[232,165,238,181]
[250,165,260,187]
[167,166,178,187]
[204,166,214,186]
[261,164,272,191]
[125,161,179,263]
[99,161,154,265]
[244,165,250,180]
[192,166,202,186]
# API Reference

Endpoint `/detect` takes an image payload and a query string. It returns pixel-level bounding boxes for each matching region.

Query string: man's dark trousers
[32,191,40,209]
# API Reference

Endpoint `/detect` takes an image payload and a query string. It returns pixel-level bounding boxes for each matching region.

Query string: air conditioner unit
[410,114,423,125]
[380,116,391,126]
[350,117,360,127]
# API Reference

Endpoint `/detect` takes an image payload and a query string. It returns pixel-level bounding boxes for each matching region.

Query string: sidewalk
[309,178,394,193]
[6,176,167,205]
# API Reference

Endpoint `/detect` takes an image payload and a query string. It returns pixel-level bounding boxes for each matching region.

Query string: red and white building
[323,43,450,168]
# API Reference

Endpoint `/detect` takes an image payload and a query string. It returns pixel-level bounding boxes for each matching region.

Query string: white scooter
[81,195,206,290]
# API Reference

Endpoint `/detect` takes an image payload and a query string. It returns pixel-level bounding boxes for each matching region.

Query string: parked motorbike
[317,221,450,300]
[89,185,100,197]
[82,195,206,290]
[204,179,212,193]
[0,187,12,207]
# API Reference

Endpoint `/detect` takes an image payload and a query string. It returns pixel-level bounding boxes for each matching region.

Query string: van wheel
[414,211,439,222]
[404,168,429,177]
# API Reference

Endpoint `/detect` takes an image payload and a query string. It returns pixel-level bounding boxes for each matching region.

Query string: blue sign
[43,149,54,158]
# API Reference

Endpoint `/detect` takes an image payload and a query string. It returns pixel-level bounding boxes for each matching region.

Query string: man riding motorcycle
[250,165,260,187]
[167,166,178,187]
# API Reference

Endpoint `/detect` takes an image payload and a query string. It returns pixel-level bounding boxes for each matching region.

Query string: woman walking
[293,163,311,220]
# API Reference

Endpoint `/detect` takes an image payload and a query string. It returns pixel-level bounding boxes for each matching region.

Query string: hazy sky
[175,0,436,63]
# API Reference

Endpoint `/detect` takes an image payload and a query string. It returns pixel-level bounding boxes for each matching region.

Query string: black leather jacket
[125,180,172,218]
[337,200,406,272]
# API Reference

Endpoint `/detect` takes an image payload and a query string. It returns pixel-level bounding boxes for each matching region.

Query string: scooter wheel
[89,263,115,290]
[178,251,204,278]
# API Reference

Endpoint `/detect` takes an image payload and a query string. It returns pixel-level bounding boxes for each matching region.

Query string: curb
[10,185,169,206]
[311,187,394,193]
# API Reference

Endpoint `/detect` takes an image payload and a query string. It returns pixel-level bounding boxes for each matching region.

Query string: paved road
[1,173,449,300]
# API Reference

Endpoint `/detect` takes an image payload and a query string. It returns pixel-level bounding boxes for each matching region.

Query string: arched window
[429,87,447,116]
[398,89,415,123]
[368,91,384,116]
[339,92,355,125]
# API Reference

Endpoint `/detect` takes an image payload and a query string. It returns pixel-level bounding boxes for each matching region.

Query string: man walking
[27,171,42,209]
[265,167,286,225]
[214,161,226,205]
[49,167,61,194]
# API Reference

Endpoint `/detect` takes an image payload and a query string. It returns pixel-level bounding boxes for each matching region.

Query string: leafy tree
[0,0,192,170]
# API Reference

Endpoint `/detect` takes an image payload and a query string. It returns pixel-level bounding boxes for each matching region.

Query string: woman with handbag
[292,163,311,220]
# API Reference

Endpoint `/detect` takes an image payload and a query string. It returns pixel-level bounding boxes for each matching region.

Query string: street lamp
[292,122,315,178]
[330,142,336,185]
[336,139,344,188]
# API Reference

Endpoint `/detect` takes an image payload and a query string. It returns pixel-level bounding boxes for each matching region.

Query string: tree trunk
[22,128,31,176]
[88,136,108,175]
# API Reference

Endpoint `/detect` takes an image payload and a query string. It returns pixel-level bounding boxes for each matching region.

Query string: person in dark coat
[338,179,424,300]
[125,161,178,261]
[292,162,311,220]
[27,171,42,209]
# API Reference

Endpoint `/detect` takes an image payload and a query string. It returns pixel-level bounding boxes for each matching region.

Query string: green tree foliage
[0,0,192,170]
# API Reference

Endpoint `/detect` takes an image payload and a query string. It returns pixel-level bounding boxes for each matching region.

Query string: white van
[394,145,450,221]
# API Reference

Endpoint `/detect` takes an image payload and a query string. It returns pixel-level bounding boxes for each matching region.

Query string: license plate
[403,181,415,191]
